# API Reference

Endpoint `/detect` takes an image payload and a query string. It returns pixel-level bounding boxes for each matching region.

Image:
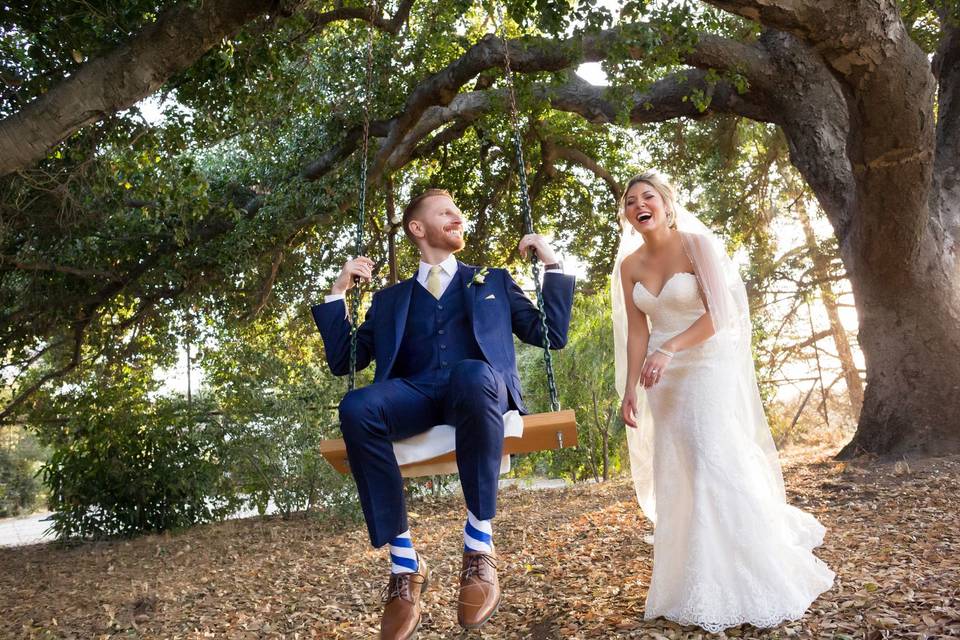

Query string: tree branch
[300,120,392,180]
[0,0,416,177]
[0,256,121,281]
[699,0,823,35]
[301,0,414,35]
[547,142,623,203]
[0,0,283,177]
[545,70,776,125]
[243,247,286,321]
[528,129,621,204]
[366,25,776,185]
[0,320,86,421]
[287,24,777,222]
[376,68,775,181]
[703,0,920,90]
[409,118,474,160]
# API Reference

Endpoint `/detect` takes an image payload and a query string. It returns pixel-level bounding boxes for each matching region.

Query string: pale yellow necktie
[426,265,443,299]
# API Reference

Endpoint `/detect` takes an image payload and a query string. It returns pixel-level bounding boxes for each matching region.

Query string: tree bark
[613,2,960,457]
[932,8,960,258]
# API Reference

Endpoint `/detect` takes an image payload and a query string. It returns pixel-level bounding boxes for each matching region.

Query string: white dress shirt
[324,254,459,303]
[324,253,561,304]
[414,253,459,298]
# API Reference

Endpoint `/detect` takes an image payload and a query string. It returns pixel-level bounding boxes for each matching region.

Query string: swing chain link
[496,5,560,412]
[349,0,379,391]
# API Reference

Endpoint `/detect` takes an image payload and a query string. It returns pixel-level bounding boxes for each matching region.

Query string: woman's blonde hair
[619,170,678,229]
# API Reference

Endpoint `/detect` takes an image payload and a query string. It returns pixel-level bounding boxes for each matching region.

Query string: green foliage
[221,416,356,519]
[18,300,366,540]
[200,312,360,519]
[897,0,953,53]
[1,0,878,539]
[39,395,241,540]
[515,288,625,482]
[0,432,45,517]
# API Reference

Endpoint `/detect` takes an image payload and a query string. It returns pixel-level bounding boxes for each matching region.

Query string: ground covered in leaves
[2,446,958,639]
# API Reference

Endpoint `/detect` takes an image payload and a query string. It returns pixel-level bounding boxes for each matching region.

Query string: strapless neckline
[634,271,697,299]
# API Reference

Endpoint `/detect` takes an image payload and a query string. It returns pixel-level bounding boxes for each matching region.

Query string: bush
[0,444,43,517]
[40,397,242,541]
[198,310,374,522]
[224,412,355,518]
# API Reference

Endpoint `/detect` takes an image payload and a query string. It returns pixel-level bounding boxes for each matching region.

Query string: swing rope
[348,0,379,392]
[494,5,561,412]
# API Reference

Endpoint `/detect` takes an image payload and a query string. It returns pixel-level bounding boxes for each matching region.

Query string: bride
[612,170,835,632]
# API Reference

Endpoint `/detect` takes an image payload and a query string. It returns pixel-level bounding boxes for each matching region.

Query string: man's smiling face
[408,194,467,253]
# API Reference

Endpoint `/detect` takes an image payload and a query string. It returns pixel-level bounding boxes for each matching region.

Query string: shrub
[41,397,241,540]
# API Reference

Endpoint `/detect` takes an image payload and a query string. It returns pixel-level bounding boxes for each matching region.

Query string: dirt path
[0,511,54,547]
[1,448,957,639]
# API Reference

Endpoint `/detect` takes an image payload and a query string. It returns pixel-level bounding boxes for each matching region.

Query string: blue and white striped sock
[389,530,419,574]
[463,510,493,554]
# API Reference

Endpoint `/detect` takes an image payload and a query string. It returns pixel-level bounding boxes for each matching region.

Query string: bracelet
[655,347,675,358]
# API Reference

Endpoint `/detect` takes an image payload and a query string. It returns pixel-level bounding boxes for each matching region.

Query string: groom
[312,188,575,638]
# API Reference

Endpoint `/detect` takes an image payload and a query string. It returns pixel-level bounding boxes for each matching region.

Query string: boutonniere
[468,266,489,287]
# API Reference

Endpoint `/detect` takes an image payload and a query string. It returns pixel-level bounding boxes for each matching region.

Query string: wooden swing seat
[319,409,576,478]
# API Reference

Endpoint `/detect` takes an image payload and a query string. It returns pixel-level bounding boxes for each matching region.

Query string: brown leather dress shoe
[457,551,500,629]
[380,555,429,640]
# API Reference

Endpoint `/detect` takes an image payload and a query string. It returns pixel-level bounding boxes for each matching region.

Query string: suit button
[438,329,445,335]
[437,304,444,310]
[441,361,448,367]
[440,344,447,350]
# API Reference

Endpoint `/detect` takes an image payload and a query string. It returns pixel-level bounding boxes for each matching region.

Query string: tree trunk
[758,15,960,458]
[601,410,610,482]
[836,237,960,457]
[588,391,603,483]
[832,20,960,457]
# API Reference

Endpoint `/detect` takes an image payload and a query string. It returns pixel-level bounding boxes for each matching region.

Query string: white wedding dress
[630,271,835,632]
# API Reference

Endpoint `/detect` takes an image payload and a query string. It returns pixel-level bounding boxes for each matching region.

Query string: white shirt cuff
[324,293,346,303]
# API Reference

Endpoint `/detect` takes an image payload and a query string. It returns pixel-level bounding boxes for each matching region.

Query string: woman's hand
[621,390,640,428]
[641,350,673,388]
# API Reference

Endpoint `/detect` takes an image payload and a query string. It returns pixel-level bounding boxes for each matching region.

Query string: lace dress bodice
[631,272,721,359]
[632,272,703,333]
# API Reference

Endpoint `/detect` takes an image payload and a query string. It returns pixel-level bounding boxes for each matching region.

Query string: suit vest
[391,274,485,381]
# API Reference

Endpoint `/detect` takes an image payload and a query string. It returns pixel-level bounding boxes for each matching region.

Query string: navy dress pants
[338,359,509,547]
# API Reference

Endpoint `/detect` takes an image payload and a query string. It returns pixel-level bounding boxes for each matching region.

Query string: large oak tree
[1,0,957,457]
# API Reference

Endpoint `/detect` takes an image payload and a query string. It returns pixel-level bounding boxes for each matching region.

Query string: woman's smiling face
[623,180,668,234]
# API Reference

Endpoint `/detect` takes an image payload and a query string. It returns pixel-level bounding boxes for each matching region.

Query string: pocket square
[484,294,496,300]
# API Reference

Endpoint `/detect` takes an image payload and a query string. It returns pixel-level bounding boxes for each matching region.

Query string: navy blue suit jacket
[311,262,575,413]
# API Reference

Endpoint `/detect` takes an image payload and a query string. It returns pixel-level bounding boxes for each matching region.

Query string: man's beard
[424,225,465,252]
